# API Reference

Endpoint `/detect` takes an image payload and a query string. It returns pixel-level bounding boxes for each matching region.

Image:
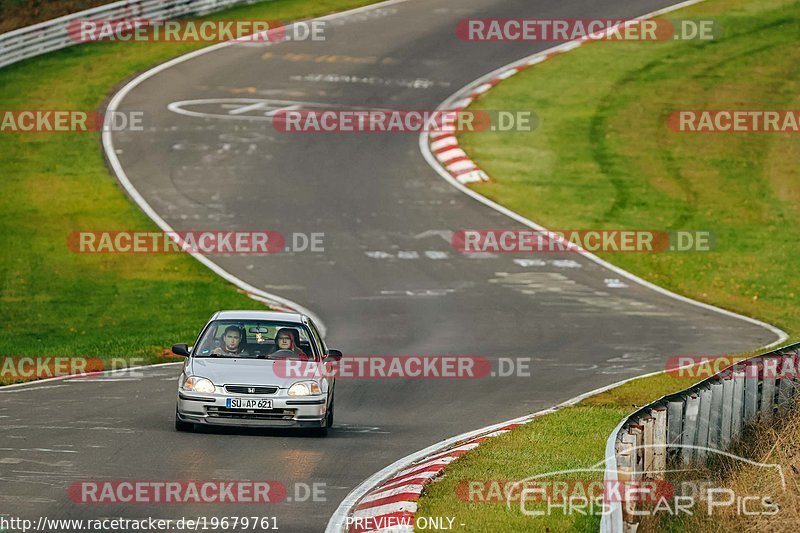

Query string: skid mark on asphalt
[490,272,676,316]
[261,52,399,65]
[594,350,665,375]
[380,288,455,297]
[0,458,73,468]
[514,258,582,269]
[0,448,77,454]
[288,73,450,89]
[327,6,399,26]
[334,425,388,434]
[364,250,501,261]
[0,494,57,503]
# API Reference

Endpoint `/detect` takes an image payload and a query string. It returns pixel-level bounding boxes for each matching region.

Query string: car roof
[212,310,306,324]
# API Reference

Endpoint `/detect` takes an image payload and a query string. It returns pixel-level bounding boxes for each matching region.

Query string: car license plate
[226,398,272,409]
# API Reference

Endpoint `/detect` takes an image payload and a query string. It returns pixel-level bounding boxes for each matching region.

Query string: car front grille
[206,406,296,421]
[224,385,279,395]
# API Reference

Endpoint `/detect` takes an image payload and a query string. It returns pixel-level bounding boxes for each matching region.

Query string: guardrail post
[681,394,700,464]
[744,359,759,423]
[731,366,745,442]
[652,407,667,478]
[777,353,796,414]
[761,358,778,422]
[618,431,637,529]
[629,424,644,480]
[707,381,724,451]
[641,415,655,475]
[695,386,713,462]
[616,433,634,481]
[720,376,734,449]
[666,401,683,454]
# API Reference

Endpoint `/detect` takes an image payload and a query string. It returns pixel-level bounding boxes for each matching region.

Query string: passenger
[272,328,308,359]
[212,325,245,355]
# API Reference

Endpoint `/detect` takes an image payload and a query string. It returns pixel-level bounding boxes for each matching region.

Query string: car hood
[189,357,324,389]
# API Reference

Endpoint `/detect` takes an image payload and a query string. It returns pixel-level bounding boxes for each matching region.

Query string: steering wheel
[270,349,297,358]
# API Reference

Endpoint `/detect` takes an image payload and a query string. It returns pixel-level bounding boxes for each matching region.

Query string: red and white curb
[429,0,709,186]
[428,35,608,185]
[345,424,523,532]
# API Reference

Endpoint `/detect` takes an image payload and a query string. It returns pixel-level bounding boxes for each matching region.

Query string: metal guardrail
[600,342,800,532]
[0,0,266,70]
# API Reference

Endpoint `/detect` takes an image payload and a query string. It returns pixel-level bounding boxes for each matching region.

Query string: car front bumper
[177,391,327,428]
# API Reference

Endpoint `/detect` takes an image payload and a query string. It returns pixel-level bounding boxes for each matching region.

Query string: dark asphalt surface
[2,0,781,531]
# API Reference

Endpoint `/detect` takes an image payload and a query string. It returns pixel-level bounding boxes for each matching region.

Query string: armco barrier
[0,0,266,69]
[601,342,800,533]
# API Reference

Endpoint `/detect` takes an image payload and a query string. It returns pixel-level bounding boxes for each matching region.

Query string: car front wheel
[326,393,334,428]
[175,408,194,432]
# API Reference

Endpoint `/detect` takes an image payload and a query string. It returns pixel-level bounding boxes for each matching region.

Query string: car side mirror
[326,349,343,361]
[172,343,190,357]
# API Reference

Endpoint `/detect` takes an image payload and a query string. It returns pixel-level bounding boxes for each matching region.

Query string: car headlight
[182,376,216,394]
[287,381,321,396]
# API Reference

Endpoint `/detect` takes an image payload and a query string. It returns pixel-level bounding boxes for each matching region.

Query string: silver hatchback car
[173,311,341,436]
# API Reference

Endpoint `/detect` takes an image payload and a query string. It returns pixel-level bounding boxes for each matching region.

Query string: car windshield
[193,320,318,360]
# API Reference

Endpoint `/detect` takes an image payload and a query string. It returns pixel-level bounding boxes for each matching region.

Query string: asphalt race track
[2,0,781,531]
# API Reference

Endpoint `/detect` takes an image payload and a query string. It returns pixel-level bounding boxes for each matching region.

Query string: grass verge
[417,0,799,529]
[0,0,381,384]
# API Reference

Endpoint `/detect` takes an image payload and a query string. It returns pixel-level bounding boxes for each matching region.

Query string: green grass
[0,0,380,379]
[417,0,799,529]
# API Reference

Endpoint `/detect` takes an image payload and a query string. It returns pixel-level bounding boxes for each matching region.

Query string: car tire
[175,409,194,432]
[311,396,333,437]
[326,393,335,428]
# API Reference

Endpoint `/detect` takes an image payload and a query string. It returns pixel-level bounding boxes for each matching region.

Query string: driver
[272,328,308,359]
[213,325,245,355]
